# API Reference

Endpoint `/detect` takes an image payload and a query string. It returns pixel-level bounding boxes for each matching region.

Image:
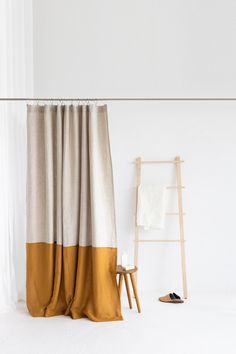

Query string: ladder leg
[134,235,139,281]
[134,157,141,283]
[175,156,188,299]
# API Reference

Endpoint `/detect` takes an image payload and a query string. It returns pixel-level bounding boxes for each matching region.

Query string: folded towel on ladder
[136,184,167,230]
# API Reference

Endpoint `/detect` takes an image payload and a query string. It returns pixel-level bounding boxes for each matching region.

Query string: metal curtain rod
[1,97,236,101]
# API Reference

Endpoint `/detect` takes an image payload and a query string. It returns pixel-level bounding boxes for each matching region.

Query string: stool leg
[130,273,141,313]
[118,274,123,296]
[124,274,132,309]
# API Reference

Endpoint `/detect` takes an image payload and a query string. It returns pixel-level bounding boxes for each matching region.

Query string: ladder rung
[136,185,185,189]
[135,213,186,218]
[134,160,184,164]
[166,212,186,215]
[134,239,186,243]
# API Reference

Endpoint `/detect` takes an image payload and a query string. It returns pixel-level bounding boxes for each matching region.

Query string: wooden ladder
[134,156,188,299]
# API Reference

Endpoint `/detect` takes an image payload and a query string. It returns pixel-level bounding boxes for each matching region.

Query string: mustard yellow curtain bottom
[26,243,122,322]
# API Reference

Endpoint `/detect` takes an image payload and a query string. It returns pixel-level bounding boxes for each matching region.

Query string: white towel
[136,184,166,230]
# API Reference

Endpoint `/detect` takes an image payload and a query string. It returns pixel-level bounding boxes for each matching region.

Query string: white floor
[0,293,235,354]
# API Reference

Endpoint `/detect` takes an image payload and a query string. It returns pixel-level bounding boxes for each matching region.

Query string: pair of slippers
[159,293,184,303]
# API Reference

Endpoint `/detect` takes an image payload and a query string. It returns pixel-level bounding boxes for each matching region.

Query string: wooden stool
[116,265,141,313]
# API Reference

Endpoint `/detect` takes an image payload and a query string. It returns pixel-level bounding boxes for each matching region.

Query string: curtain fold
[26,104,122,322]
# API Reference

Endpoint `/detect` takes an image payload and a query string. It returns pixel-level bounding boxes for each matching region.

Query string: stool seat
[116,265,138,274]
[116,265,141,313]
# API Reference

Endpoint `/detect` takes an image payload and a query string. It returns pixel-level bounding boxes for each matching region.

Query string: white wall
[32,0,236,295]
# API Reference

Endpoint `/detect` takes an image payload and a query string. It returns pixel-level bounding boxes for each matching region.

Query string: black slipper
[172,293,184,302]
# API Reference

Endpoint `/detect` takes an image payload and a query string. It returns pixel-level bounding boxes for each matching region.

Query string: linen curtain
[26,104,122,322]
